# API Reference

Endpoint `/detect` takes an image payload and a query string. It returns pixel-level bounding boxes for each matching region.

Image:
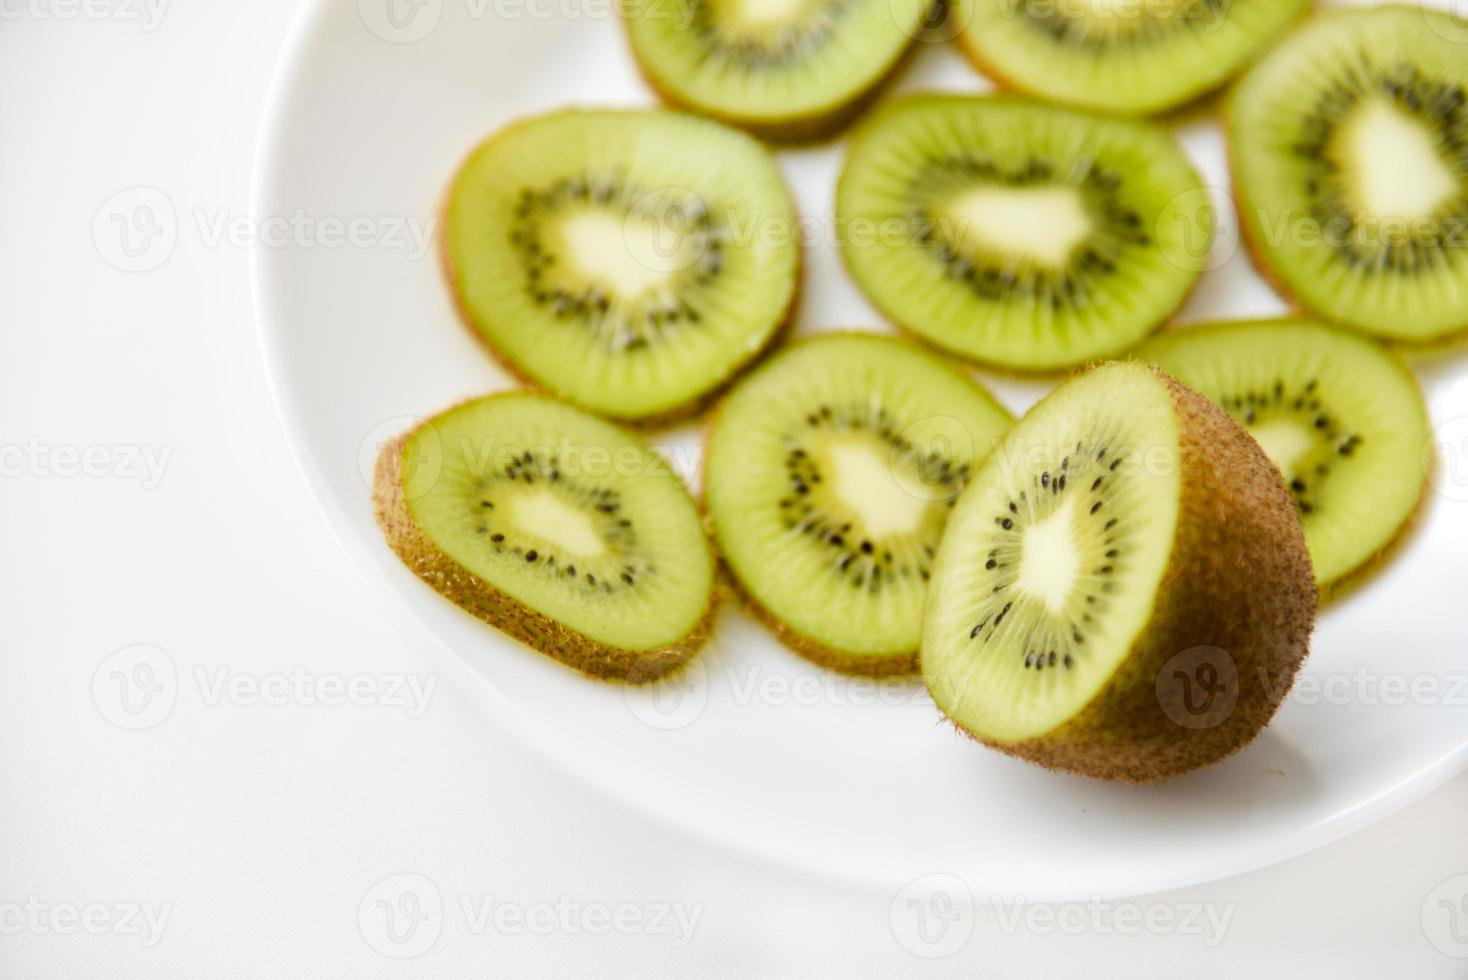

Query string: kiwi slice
[374,393,717,681]
[1138,319,1430,596]
[953,0,1307,116]
[1230,6,1468,343]
[836,95,1209,372]
[703,333,1012,673]
[443,109,800,423]
[923,362,1315,783]
[621,0,929,140]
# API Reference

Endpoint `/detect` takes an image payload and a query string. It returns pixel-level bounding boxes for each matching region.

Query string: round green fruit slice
[1138,318,1430,595]
[923,362,1315,783]
[622,0,928,140]
[1230,6,1468,343]
[953,0,1307,115]
[836,95,1209,372]
[703,333,1013,674]
[443,109,800,423]
[374,393,717,681]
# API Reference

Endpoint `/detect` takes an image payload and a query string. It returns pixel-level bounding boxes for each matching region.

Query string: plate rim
[249,0,1468,901]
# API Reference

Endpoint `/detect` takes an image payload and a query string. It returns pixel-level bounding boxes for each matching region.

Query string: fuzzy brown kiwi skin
[835,95,1210,377]
[373,413,719,684]
[697,330,1013,676]
[1143,319,1435,605]
[618,1,927,145]
[438,109,804,429]
[932,366,1317,784]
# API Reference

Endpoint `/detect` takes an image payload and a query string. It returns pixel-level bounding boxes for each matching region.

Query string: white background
[2,1,1467,976]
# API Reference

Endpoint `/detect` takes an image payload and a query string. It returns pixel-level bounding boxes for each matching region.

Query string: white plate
[255,0,1468,899]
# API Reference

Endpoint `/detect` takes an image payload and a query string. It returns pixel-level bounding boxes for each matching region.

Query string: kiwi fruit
[621,0,929,141]
[922,362,1316,783]
[1229,6,1468,343]
[1138,318,1430,597]
[952,0,1307,116]
[703,333,1012,674]
[442,109,800,424]
[374,392,717,681]
[836,95,1210,372]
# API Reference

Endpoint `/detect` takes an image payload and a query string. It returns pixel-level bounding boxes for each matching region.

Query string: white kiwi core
[1247,418,1316,475]
[826,438,927,539]
[1336,100,1460,221]
[559,209,680,300]
[1015,494,1081,615]
[510,489,607,558]
[947,185,1093,268]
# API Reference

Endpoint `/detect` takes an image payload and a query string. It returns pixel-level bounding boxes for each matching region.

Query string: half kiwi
[836,95,1209,372]
[923,362,1315,783]
[621,0,929,140]
[1138,318,1430,596]
[703,333,1012,674]
[443,109,800,423]
[953,0,1307,116]
[1230,6,1468,343]
[374,393,717,681]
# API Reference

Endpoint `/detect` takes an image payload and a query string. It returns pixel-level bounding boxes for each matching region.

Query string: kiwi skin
[932,367,1317,784]
[438,108,804,428]
[373,407,719,683]
[619,2,927,144]
[1146,320,1435,606]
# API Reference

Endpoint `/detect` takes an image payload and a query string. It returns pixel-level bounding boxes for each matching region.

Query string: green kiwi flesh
[374,393,717,680]
[443,109,799,422]
[923,362,1316,783]
[1138,319,1430,594]
[704,333,1013,673]
[954,0,1307,115]
[622,0,929,139]
[1230,6,1468,342]
[836,95,1209,372]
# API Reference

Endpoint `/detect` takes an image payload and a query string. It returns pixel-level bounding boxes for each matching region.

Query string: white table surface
[2,3,1466,976]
